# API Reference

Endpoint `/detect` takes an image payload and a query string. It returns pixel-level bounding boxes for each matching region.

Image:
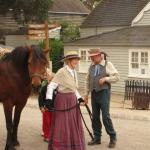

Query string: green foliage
[49,21,80,41]
[0,0,52,23]
[38,39,64,73]
[80,0,103,10]
[50,39,64,73]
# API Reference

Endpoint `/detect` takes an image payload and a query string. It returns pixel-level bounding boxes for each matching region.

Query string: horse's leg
[12,105,24,146]
[3,102,15,150]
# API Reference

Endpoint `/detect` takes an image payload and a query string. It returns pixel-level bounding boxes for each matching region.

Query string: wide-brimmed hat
[101,51,108,57]
[62,50,80,61]
[88,48,101,57]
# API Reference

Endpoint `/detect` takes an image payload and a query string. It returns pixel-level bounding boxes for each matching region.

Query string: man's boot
[88,138,101,146]
[108,138,117,148]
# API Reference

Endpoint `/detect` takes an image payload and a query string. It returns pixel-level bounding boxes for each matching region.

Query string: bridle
[30,73,44,80]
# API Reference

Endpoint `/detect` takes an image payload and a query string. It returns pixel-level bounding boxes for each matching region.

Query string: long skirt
[48,92,85,150]
[42,111,52,139]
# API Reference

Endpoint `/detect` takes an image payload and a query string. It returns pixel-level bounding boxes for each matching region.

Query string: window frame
[78,49,91,73]
[129,49,150,78]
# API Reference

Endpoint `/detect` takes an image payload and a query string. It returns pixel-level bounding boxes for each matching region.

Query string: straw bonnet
[88,48,101,57]
[62,50,80,61]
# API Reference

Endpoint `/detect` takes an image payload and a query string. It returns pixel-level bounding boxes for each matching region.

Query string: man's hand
[99,77,106,86]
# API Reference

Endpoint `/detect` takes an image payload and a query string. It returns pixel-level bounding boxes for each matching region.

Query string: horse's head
[28,45,49,90]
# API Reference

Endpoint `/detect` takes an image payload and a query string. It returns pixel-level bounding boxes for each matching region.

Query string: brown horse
[0,45,48,150]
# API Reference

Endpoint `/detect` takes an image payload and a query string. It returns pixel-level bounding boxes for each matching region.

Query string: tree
[50,39,64,73]
[0,0,52,23]
[59,21,80,41]
[38,39,64,73]
[80,0,103,10]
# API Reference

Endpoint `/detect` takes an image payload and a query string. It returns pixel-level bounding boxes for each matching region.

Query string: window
[129,50,150,78]
[80,50,90,62]
[79,49,91,73]
[80,50,86,61]
[131,52,139,69]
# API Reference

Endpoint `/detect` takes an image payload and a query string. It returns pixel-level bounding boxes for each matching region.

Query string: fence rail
[124,80,150,109]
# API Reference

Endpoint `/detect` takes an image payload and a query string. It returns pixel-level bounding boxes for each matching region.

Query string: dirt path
[0,104,150,150]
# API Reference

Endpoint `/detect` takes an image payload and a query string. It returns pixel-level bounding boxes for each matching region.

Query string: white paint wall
[132,9,150,26]
[132,2,150,26]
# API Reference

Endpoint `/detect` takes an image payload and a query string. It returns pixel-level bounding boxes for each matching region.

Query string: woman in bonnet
[46,50,86,150]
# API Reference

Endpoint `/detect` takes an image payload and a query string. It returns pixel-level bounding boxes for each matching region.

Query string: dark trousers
[91,89,116,140]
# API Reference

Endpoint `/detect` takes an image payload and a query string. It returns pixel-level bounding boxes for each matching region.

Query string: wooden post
[45,21,49,50]
[44,21,51,67]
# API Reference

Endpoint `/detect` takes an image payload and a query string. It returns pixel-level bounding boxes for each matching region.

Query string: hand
[44,99,54,111]
[99,78,106,86]
[40,107,45,113]
[78,98,84,103]
[84,95,88,104]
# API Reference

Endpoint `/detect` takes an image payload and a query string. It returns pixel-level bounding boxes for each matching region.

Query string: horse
[0,45,48,150]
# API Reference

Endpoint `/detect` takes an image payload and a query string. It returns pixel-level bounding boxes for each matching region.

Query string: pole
[45,20,49,50]
[45,21,51,68]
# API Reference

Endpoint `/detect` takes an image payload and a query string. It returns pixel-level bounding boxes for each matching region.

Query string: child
[38,69,54,142]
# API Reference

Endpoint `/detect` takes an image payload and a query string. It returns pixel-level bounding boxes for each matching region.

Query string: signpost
[28,21,60,50]
[28,21,60,68]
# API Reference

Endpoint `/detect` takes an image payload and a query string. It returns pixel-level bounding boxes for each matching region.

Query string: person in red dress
[38,69,54,142]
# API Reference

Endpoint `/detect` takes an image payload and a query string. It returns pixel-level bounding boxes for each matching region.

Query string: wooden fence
[124,80,150,109]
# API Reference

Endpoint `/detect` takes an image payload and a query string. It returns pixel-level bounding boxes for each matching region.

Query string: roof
[81,0,149,28]
[65,26,150,46]
[49,0,90,14]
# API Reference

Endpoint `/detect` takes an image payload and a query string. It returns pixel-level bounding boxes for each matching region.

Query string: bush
[50,39,64,73]
[38,39,64,73]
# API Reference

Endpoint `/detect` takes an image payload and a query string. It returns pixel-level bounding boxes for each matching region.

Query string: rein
[79,105,94,140]
[50,101,94,141]
[51,103,79,112]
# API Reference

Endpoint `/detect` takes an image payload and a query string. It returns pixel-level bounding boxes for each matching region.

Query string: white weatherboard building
[65,0,150,95]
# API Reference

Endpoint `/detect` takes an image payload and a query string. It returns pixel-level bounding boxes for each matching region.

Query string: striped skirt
[48,92,85,150]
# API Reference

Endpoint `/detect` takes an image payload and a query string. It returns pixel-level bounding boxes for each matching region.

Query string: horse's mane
[0,46,29,68]
[0,45,47,68]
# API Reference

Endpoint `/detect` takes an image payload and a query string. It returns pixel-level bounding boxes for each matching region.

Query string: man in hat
[85,48,119,148]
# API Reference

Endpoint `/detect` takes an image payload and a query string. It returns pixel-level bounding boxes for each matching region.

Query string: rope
[79,105,94,140]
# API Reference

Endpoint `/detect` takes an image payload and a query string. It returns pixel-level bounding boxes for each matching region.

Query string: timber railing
[124,80,150,109]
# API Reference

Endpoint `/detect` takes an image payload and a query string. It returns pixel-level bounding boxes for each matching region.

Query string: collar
[65,65,74,73]
[91,59,105,66]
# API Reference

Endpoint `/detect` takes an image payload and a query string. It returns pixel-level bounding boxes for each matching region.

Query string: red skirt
[42,111,52,139]
[48,92,85,150]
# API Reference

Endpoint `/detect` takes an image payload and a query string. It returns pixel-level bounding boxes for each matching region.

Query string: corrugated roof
[49,0,90,14]
[65,26,150,46]
[81,0,149,28]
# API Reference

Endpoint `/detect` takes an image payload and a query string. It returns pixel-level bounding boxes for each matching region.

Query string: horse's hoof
[4,145,16,150]
[13,140,20,147]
